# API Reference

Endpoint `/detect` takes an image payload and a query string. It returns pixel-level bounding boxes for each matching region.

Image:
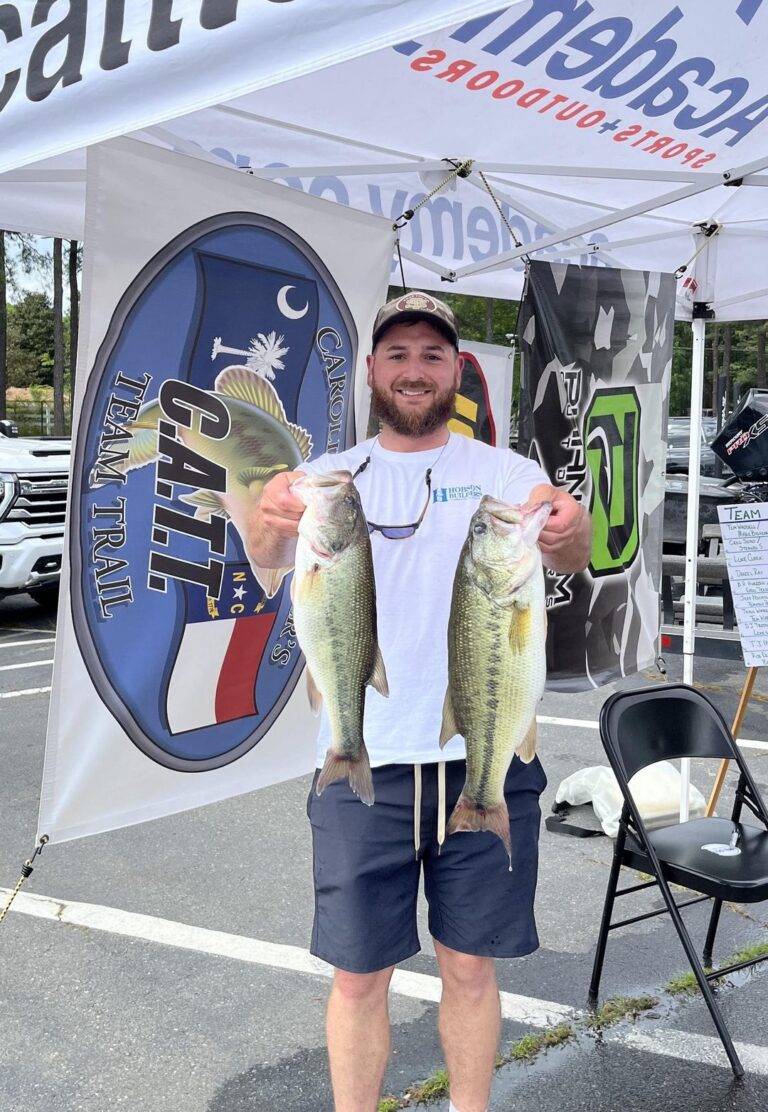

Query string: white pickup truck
[0,421,70,606]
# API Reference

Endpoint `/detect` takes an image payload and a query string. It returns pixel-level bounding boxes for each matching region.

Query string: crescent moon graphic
[277,285,309,320]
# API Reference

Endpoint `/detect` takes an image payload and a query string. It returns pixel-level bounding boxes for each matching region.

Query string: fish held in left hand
[440,496,551,864]
[291,471,389,806]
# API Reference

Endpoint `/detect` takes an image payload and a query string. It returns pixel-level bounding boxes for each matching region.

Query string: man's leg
[434,940,499,1112]
[326,965,396,1112]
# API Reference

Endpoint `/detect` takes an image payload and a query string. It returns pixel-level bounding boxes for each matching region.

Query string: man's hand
[245,470,306,571]
[526,483,592,573]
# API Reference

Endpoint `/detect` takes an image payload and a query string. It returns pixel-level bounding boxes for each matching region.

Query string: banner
[0,1,514,176]
[38,139,393,843]
[518,261,673,690]
[454,340,514,448]
[4,4,768,318]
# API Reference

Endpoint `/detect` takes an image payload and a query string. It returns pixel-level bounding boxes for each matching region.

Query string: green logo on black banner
[585,388,641,576]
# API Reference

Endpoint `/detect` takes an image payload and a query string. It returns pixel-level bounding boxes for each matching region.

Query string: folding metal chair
[588,683,768,1077]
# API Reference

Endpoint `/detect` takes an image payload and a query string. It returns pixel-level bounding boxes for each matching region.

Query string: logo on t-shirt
[432,484,482,503]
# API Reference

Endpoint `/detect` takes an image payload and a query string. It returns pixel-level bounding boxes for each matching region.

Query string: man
[247,291,592,1112]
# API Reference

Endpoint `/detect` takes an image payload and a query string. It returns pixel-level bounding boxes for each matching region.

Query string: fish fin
[287,421,313,462]
[508,606,533,654]
[237,464,288,489]
[446,795,511,858]
[251,563,292,599]
[515,719,538,764]
[215,365,288,418]
[214,366,313,460]
[123,426,161,471]
[179,489,227,516]
[439,688,459,748]
[306,668,322,714]
[89,401,164,484]
[316,746,374,806]
[367,645,389,698]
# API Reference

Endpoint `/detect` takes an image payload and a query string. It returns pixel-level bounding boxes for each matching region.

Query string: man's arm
[245,470,306,571]
[527,483,592,573]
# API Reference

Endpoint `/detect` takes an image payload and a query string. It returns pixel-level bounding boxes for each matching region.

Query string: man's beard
[370,379,456,438]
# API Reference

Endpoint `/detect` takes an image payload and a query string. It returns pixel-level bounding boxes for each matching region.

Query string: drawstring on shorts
[437,761,446,852]
[413,763,447,858]
[413,764,422,858]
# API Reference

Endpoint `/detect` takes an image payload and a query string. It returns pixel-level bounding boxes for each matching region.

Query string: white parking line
[0,638,55,649]
[623,1028,768,1075]
[0,658,54,672]
[0,686,52,699]
[3,888,573,1028]
[4,890,768,1072]
[538,715,768,752]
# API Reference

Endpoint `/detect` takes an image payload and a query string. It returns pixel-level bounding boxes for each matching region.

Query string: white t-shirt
[300,433,548,766]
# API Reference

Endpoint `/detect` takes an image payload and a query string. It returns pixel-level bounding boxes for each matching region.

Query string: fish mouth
[312,470,353,487]
[481,497,552,535]
[291,471,352,502]
[484,500,524,533]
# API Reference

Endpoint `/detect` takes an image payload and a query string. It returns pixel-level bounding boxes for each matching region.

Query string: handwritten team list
[718,502,768,666]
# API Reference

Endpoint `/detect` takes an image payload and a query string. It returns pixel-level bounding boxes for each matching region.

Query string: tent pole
[680,315,707,820]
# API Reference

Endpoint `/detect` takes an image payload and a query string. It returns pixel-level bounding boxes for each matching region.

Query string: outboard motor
[711,390,768,502]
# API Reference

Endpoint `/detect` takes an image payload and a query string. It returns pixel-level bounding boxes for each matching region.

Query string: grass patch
[730,939,768,965]
[406,1069,450,1104]
[378,1100,404,1112]
[665,971,701,995]
[664,937,768,998]
[507,1024,575,1061]
[585,995,658,1028]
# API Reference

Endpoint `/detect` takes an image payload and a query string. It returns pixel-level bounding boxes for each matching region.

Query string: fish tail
[515,719,538,764]
[316,745,375,806]
[446,795,511,858]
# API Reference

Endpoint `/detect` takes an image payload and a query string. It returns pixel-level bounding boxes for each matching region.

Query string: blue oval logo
[71,213,357,770]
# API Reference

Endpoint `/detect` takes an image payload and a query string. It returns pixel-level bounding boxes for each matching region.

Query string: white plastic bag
[555,762,707,837]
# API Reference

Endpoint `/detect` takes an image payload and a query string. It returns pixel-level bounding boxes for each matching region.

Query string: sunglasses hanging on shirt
[351,437,448,541]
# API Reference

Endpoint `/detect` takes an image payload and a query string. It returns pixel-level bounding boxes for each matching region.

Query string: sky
[4,235,72,305]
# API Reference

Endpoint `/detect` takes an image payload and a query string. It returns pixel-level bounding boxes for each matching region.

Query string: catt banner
[38,139,393,843]
[518,261,673,690]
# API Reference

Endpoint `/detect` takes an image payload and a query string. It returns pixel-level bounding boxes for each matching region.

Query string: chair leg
[702,898,723,967]
[588,837,624,1005]
[658,876,744,1078]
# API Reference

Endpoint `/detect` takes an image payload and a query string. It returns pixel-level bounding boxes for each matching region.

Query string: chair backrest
[600,684,737,785]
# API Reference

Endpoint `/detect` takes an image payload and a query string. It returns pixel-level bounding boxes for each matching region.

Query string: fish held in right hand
[291,471,388,806]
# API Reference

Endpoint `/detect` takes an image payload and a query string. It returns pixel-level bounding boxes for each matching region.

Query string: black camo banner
[518,261,674,690]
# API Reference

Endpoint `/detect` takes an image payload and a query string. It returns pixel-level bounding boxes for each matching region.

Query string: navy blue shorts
[307,756,547,973]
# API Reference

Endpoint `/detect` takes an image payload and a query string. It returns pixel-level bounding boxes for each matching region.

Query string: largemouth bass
[99,367,312,598]
[292,471,389,805]
[440,496,551,864]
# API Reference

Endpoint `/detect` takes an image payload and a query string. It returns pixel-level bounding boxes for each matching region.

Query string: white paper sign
[717,502,768,666]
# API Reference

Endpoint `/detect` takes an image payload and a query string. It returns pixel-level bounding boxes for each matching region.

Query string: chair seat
[622,817,768,902]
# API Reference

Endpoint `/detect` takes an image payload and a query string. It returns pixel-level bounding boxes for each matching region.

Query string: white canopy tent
[2,0,767,730]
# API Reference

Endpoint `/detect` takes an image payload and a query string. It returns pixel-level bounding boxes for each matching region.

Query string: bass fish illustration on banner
[72,213,357,770]
[517,260,673,691]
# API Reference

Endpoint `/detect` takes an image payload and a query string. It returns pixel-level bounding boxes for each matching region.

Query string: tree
[52,239,65,435]
[0,233,6,420]
[758,326,766,389]
[6,292,55,387]
[69,240,80,413]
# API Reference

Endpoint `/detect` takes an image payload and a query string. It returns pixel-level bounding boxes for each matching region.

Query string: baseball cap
[371,291,459,350]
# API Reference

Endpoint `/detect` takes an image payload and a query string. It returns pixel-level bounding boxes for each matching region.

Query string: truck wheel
[28,584,60,610]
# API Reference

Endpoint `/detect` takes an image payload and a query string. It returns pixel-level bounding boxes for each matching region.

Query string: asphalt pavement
[1,594,767,1112]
